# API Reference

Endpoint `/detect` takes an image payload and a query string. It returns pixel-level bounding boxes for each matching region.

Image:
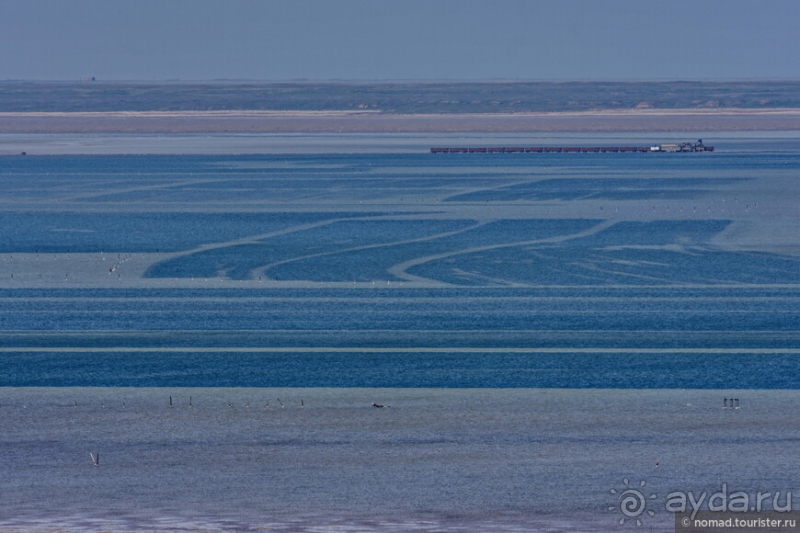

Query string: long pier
[432,146,649,153]
[431,140,714,154]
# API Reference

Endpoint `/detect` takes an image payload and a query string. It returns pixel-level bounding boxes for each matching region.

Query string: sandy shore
[1,108,800,133]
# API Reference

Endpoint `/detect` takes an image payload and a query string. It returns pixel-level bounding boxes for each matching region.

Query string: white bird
[89,453,99,467]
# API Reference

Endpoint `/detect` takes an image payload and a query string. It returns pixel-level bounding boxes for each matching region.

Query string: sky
[1,0,798,82]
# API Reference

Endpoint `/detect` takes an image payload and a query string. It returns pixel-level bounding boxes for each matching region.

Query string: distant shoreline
[2,108,799,133]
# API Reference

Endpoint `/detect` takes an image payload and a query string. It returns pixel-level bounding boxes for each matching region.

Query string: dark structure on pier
[431,140,714,154]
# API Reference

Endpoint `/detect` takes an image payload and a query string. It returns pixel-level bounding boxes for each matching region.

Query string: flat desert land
[2,108,800,133]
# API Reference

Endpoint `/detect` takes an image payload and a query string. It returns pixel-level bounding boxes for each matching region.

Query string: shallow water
[2,388,800,532]
[0,133,799,531]
[0,140,798,389]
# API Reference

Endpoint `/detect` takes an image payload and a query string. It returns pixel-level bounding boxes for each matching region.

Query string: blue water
[4,347,800,388]
[1,141,799,389]
[2,137,800,532]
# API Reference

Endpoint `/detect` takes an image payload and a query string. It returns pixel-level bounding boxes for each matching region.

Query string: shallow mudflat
[0,141,798,391]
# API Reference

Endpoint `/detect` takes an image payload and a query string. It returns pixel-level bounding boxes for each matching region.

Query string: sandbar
[2,108,800,133]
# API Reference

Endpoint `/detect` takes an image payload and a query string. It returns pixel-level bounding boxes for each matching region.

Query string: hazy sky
[1,0,798,81]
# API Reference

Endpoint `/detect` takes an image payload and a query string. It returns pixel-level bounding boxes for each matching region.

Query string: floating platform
[431,140,714,154]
